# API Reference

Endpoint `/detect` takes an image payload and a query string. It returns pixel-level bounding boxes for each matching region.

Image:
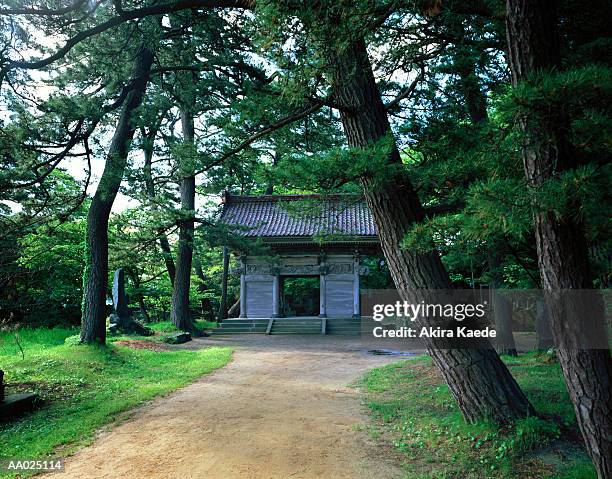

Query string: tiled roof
[219,193,378,241]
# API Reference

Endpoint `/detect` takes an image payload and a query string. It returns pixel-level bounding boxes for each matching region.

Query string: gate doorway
[281,276,319,317]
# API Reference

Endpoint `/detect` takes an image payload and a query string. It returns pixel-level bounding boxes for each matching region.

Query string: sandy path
[49,335,407,479]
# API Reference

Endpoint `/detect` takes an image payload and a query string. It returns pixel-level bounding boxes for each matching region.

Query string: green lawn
[142,319,218,342]
[359,352,594,479]
[0,326,232,478]
[146,319,218,333]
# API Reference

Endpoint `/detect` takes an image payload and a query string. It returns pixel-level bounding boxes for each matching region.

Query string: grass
[359,352,595,479]
[0,326,232,478]
[141,319,218,342]
[146,319,218,333]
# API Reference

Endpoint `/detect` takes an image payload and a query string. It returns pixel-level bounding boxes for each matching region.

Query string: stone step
[218,325,267,331]
[214,325,266,331]
[271,318,321,335]
[213,321,268,334]
[213,331,264,335]
[272,324,321,331]
[220,320,269,325]
[272,328,321,332]
[271,331,321,335]
[219,328,266,331]
[219,320,267,325]
[211,317,363,335]
[272,321,320,326]
[272,321,320,324]
[0,393,40,421]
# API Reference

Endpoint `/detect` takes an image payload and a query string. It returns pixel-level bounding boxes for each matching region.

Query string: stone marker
[162,332,192,344]
[109,268,153,336]
[0,369,40,421]
[112,268,130,319]
[0,393,40,421]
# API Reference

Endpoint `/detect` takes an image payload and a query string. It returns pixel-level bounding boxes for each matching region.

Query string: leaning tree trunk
[170,108,197,332]
[505,1,612,476]
[80,46,154,344]
[325,36,534,423]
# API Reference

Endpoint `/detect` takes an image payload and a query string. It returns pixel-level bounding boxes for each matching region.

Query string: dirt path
[49,336,409,479]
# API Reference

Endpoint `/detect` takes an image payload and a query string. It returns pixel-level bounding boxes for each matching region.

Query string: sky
[2,19,138,213]
[4,8,419,216]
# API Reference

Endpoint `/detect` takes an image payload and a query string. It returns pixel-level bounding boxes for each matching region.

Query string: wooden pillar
[272,273,280,317]
[353,254,360,317]
[239,257,247,318]
[319,274,327,318]
[217,246,229,321]
[319,255,327,318]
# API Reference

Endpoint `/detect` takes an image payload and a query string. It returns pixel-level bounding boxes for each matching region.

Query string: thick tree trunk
[264,148,280,195]
[217,246,229,321]
[194,257,214,319]
[492,290,517,356]
[80,46,154,344]
[488,253,517,356]
[535,299,554,351]
[505,1,612,476]
[143,133,176,285]
[325,36,534,423]
[170,109,197,332]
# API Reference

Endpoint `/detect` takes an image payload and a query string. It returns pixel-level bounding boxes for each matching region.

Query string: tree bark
[227,298,240,318]
[492,290,517,356]
[264,148,280,195]
[142,128,176,286]
[170,108,197,332]
[505,1,612,476]
[324,36,534,423]
[194,257,214,319]
[488,252,517,356]
[535,298,554,351]
[217,245,229,321]
[80,46,154,344]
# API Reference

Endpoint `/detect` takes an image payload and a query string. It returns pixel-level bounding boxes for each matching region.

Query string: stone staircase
[213,319,269,334]
[325,317,362,335]
[212,317,362,335]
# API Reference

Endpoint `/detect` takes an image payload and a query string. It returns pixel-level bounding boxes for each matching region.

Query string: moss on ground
[359,352,594,479]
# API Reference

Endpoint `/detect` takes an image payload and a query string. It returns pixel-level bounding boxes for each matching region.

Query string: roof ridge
[218,192,377,240]
[222,192,363,204]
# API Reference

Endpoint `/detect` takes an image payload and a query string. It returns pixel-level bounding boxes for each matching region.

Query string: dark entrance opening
[281,276,319,317]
